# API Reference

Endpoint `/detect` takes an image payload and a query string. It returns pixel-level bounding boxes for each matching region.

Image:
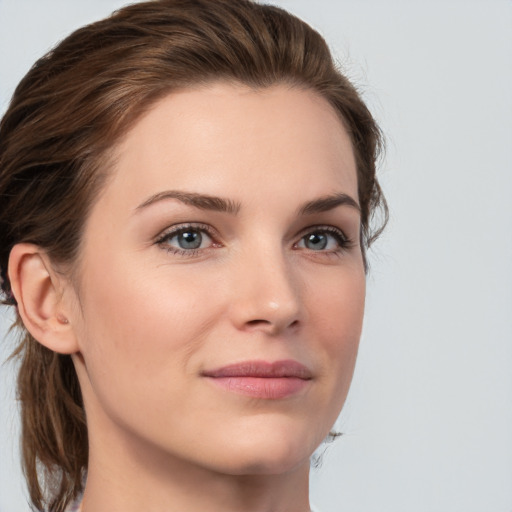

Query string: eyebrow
[135,190,241,214]
[135,190,360,216]
[298,193,360,215]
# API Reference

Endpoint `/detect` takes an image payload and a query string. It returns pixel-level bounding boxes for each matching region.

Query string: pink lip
[202,360,312,399]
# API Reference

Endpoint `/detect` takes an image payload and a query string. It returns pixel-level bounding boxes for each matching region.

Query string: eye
[155,224,218,255]
[295,227,349,252]
[172,229,207,250]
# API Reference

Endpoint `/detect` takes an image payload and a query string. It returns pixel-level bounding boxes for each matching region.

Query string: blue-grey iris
[305,233,327,250]
[178,230,202,249]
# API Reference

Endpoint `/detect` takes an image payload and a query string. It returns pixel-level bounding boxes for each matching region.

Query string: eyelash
[154,223,353,257]
[155,223,219,256]
[294,225,353,255]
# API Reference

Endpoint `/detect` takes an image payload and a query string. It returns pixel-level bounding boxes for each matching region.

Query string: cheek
[308,260,365,342]
[306,263,365,398]
[72,262,229,450]
[74,253,224,402]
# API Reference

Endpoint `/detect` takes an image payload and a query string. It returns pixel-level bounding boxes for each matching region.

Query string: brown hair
[0,0,387,510]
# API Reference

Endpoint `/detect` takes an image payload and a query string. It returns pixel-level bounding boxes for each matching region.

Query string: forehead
[105,82,358,209]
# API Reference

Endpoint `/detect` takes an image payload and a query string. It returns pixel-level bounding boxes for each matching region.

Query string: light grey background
[1,1,511,511]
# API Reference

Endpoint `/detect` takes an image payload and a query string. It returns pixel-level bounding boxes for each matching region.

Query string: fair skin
[10,83,365,512]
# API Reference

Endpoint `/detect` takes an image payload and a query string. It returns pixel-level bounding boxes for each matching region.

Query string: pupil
[306,233,327,250]
[179,231,202,249]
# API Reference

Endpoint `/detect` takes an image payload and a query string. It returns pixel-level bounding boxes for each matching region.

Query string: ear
[8,243,79,354]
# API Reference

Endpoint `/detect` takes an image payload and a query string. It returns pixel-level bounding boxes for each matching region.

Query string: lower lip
[205,376,310,399]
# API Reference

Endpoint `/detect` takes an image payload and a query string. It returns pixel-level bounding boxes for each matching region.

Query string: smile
[201,360,313,399]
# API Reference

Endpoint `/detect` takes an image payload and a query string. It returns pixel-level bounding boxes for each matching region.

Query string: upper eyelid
[295,224,348,240]
[155,222,217,242]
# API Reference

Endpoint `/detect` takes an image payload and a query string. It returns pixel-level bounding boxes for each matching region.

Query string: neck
[81,421,311,512]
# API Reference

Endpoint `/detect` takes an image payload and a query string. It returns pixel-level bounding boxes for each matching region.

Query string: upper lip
[202,359,313,379]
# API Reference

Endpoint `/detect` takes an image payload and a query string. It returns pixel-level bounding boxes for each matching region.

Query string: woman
[0,1,387,511]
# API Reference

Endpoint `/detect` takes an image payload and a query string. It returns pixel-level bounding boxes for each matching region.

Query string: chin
[206,420,322,476]
[221,449,311,477]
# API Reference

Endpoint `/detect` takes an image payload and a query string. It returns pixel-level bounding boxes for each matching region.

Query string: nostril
[244,318,300,331]
[246,319,270,326]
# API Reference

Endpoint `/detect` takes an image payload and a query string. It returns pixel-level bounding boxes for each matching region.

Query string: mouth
[201,360,313,399]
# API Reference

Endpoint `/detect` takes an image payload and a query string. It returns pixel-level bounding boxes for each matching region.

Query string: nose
[228,246,302,335]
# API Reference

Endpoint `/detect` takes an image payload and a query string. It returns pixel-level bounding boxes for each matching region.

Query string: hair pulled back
[0,1,387,510]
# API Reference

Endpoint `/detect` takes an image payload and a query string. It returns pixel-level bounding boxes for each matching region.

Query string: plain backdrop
[1,1,511,511]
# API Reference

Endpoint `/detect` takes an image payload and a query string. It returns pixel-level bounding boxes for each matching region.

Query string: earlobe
[8,243,79,354]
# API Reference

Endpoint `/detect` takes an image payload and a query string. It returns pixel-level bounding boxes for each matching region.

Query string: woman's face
[69,83,365,476]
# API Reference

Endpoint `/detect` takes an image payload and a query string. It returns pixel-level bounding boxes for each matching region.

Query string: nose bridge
[231,240,301,333]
